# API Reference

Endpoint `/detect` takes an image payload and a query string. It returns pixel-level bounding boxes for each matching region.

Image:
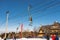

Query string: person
[46,34,49,40]
[56,33,59,40]
[0,37,2,40]
[4,38,6,40]
[51,33,56,40]
[12,35,16,40]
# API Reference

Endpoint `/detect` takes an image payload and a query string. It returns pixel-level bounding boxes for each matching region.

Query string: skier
[46,34,49,40]
[0,37,2,40]
[4,38,6,40]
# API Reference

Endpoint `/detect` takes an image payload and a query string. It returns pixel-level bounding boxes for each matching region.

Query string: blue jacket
[56,36,59,40]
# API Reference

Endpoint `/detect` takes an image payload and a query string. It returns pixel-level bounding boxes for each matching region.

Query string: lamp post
[5,11,9,39]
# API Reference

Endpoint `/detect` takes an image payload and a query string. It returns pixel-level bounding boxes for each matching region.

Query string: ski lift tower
[28,0,32,26]
[4,11,9,39]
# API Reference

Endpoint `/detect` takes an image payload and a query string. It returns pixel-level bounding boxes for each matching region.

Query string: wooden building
[38,21,60,37]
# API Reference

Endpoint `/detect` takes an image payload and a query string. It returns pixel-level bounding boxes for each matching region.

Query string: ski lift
[29,16,32,22]
[28,0,33,26]
[29,16,32,26]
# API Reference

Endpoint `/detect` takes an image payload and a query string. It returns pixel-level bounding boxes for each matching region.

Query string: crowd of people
[46,33,59,40]
[0,33,59,40]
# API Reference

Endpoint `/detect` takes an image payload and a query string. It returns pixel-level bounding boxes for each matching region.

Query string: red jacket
[52,35,56,40]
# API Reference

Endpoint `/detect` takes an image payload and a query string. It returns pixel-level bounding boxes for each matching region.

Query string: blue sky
[0,0,60,32]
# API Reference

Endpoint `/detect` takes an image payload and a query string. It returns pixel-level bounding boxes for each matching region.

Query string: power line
[7,0,57,20]
[1,0,60,28]
[31,0,55,11]
[31,0,57,13]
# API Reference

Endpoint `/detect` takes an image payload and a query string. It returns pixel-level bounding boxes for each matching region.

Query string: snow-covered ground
[1,38,60,40]
[6,38,51,40]
[0,38,48,40]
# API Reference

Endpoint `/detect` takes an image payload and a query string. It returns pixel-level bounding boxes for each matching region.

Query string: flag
[21,24,23,30]
[20,24,23,38]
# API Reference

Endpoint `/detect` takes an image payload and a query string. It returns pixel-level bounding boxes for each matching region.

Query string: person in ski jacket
[56,33,59,40]
[46,34,49,40]
[51,34,56,40]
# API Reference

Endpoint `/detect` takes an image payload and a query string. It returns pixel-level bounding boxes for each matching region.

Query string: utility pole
[5,11,9,39]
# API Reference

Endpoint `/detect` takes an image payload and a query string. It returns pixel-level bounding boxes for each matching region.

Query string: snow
[0,38,60,40]
[6,38,51,40]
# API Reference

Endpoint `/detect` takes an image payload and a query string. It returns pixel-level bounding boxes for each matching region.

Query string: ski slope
[6,38,51,40]
[1,38,60,40]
